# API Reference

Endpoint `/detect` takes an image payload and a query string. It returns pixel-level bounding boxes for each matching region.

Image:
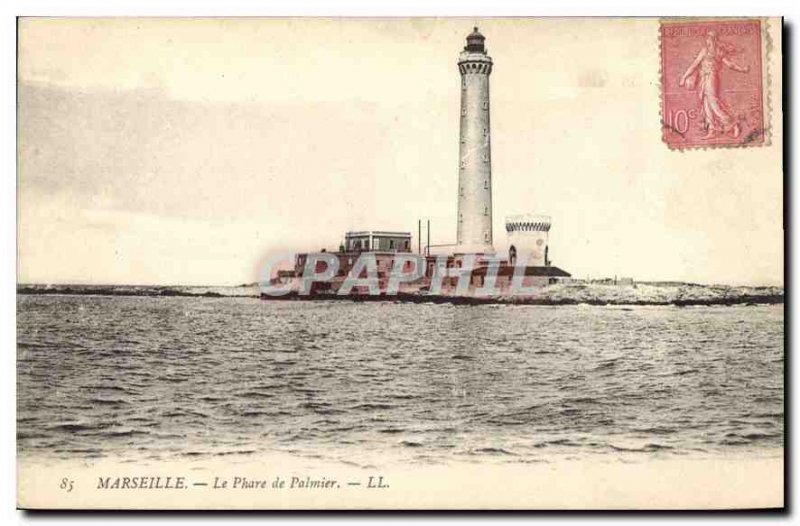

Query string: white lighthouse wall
[505,215,552,267]
[507,229,549,266]
[456,53,494,254]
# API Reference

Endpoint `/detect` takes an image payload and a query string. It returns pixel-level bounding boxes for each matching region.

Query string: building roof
[464,26,486,53]
[345,231,411,237]
[472,265,572,278]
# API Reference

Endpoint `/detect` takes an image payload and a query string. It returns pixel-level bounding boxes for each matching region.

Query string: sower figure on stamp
[679,30,750,140]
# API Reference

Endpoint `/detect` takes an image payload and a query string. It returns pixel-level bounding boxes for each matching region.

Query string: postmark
[660,18,768,149]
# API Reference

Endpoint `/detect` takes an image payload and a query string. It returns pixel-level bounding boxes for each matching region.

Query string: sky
[17,18,783,286]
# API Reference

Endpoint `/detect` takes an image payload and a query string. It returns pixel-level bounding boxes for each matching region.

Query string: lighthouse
[455,27,495,255]
[280,24,572,298]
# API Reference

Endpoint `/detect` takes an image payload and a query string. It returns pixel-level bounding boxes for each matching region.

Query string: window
[482,152,489,163]
[483,206,488,216]
[461,107,467,116]
[484,180,488,189]
[482,101,489,110]
[460,159,466,169]
[389,240,395,250]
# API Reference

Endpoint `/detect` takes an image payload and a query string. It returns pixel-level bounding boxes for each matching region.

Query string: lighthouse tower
[455,27,495,255]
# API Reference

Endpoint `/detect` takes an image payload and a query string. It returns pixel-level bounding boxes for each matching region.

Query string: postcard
[17,17,783,510]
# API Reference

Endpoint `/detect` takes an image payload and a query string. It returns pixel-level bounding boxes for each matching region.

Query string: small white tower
[505,214,551,267]
[455,27,494,254]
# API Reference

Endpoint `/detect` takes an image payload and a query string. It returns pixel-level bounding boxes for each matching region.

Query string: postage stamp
[660,18,767,149]
[16,18,784,511]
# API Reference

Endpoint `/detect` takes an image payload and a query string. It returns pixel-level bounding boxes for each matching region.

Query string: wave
[379,428,405,434]
[609,443,674,453]
[351,403,396,411]
[87,398,129,406]
[472,447,516,456]
[46,423,112,433]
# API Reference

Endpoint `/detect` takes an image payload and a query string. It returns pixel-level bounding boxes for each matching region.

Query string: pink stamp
[660,18,767,149]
